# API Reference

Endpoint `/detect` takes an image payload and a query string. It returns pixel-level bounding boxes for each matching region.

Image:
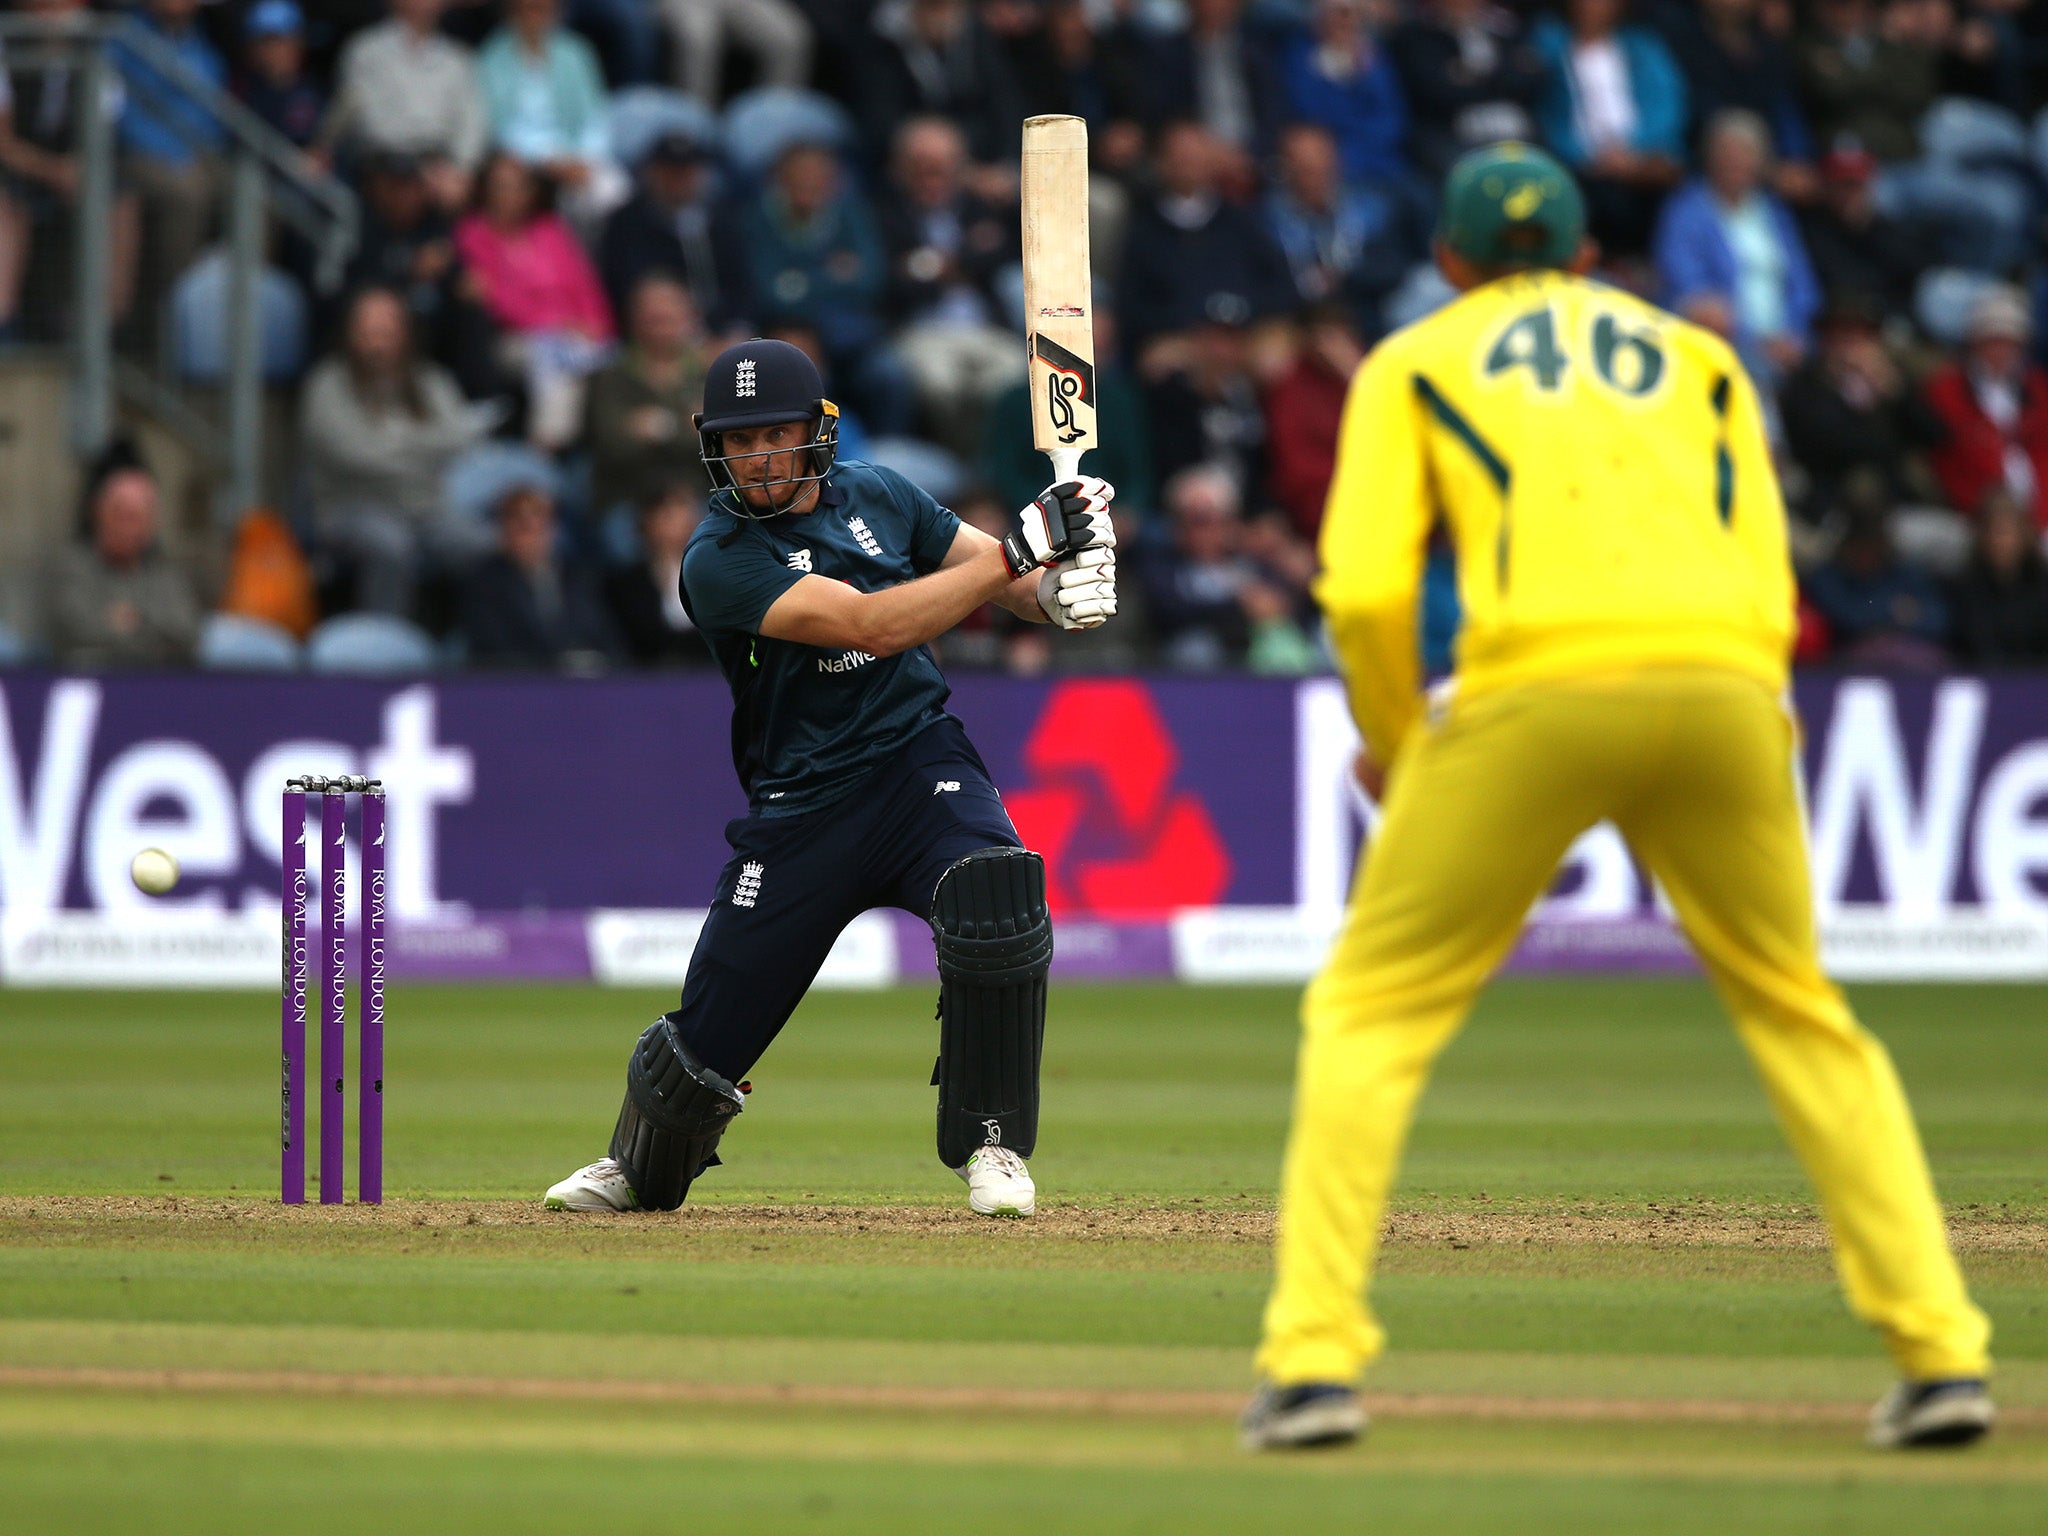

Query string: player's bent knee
[930,847,1052,1168]
[609,1015,747,1211]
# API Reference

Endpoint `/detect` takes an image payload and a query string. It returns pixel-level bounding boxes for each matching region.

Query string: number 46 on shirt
[1483,305,1670,401]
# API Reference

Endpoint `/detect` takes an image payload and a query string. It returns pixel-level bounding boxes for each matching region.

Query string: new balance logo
[732,861,764,908]
[934,781,961,794]
[847,517,883,558]
[735,359,757,398]
[787,549,813,573]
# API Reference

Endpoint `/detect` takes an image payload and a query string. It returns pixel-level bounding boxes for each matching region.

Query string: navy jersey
[681,460,965,814]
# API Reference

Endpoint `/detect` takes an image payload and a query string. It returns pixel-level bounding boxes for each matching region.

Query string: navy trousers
[672,716,1021,1081]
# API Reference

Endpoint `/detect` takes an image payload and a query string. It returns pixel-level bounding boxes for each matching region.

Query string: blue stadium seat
[864,436,967,504]
[720,87,855,178]
[444,443,565,527]
[196,613,302,671]
[169,249,309,385]
[306,613,439,674]
[609,87,720,168]
[1915,267,1998,348]
[1924,97,2030,170]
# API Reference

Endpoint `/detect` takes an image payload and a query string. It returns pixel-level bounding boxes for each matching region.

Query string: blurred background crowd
[7,0,2048,676]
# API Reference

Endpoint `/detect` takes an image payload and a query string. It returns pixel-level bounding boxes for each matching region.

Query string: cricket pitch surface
[3,981,2043,1532]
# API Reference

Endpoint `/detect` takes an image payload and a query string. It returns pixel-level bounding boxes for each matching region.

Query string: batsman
[545,337,1117,1219]
[1243,145,1993,1452]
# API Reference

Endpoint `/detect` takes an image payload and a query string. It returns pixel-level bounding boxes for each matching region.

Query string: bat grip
[1046,448,1083,485]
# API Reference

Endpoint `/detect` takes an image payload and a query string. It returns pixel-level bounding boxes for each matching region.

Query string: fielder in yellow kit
[1240,144,1994,1453]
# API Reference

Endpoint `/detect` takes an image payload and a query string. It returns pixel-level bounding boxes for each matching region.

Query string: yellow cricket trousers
[1256,667,1991,1386]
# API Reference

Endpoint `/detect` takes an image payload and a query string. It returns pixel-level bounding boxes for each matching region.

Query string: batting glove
[1001,476,1117,576]
[1038,546,1117,629]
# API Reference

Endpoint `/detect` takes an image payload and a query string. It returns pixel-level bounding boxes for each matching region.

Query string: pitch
[1,979,2042,1532]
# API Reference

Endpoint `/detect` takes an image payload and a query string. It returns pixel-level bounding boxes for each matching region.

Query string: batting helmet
[694,338,841,517]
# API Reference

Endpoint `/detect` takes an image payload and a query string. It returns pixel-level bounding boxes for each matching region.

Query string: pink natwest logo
[1005,681,1231,916]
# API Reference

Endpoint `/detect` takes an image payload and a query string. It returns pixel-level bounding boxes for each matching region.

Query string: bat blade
[1021,114,1095,485]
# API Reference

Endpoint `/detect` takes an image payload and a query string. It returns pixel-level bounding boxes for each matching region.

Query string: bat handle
[1046,448,1083,485]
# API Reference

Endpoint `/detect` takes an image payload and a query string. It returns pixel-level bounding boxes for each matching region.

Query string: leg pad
[930,847,1053,1168]
[609,1014,746,1211]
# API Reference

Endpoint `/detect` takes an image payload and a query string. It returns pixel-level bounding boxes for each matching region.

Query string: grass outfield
[0,978,2043,1533]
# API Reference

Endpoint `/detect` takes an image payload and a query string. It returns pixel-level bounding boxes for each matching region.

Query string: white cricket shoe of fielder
[955,1145,1035,1217]
[543,1157,640,1212]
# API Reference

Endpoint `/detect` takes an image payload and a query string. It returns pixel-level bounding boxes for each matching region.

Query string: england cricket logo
[733,861,765,908]
[735,358,757,398]
[1033,333,1095,446]
[847,516,883,558]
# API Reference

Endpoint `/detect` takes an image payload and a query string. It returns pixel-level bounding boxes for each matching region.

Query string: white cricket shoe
[955,1145,1035,1217]
[543,1158,639,1211]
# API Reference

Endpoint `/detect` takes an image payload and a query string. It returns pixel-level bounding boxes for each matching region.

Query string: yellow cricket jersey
[1317,268,1797,763]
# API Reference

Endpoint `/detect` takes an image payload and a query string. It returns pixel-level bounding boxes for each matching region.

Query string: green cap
[1438,143,1586,270]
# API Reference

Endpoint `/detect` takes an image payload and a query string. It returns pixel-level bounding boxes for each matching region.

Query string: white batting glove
[1038,545,1117,629]
[1001,476,1117,575]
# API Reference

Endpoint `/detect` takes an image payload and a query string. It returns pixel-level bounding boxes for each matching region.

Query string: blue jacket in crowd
[1529,20,1687,168]
[1653,178,1821,355]
[115,13,227,166]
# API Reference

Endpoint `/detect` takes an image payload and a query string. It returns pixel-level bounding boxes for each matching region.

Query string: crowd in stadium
[12,0,2048,673]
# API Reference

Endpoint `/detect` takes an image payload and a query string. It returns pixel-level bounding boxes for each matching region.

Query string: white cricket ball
[130,847,180,896]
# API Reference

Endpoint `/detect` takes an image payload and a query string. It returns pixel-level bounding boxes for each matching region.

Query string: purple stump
[320,789,347,1204]
[360,789,386,1204]
[281,784,308,1204]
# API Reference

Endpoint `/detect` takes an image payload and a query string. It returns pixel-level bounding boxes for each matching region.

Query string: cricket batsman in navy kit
[545,338,1118,1219]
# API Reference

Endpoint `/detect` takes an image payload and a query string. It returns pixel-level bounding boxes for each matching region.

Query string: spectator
[1801,475,1952,667]
[300,287,496,614]
[1655,0,1811,182]
[460,480,619,669]
[1278,0,1411,192]
[478,0,614,206]
[46,462,202,669]
[1007,0,1153,176]
[1780,297,1940,510]
[583,272,711,521]
[604,481,708,666]
[1798,0,2026,270]
[1796,0,1935,162]
[1388,0,1546,179]
[341,151,459,353]
[1531,0,1687,256]
[1797,144,1939,318]
[978,297,1153,525]
[1949,486,2048,665]
[738,142,895,425]
[1263,121,1414,320]
[1652,110,1819,391]
[116,0,228,309]
[1144,314,1268,508]
[1117,121,1294,352]
[235,1,325,151]
[0,0,137,336]
[1264,302,1365,541]
[878,116,1023,451]
[858,0,1024,170]
[663,0,813,106]
[1924,285,2048,529]
[1144,0,1283,187]
[455,153,615,447]
[1141,463,1313,669]
[596,129,749,327]
[324,0,489,213]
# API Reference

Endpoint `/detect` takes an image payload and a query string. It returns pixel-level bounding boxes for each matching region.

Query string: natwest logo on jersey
[1004,680,1231,916]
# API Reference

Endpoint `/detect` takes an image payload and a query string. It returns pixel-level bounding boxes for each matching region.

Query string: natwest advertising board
[1,670,2045,984]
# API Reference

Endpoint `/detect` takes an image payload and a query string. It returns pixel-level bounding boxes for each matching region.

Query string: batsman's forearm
[856,544,1020,655]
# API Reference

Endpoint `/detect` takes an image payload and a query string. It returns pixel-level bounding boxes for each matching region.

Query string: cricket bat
[1021,114,1095,485]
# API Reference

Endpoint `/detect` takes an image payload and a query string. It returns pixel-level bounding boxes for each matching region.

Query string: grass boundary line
[5,1365,2041,1430]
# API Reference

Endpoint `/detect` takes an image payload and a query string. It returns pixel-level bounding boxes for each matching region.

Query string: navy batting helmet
[694,338,841,517]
